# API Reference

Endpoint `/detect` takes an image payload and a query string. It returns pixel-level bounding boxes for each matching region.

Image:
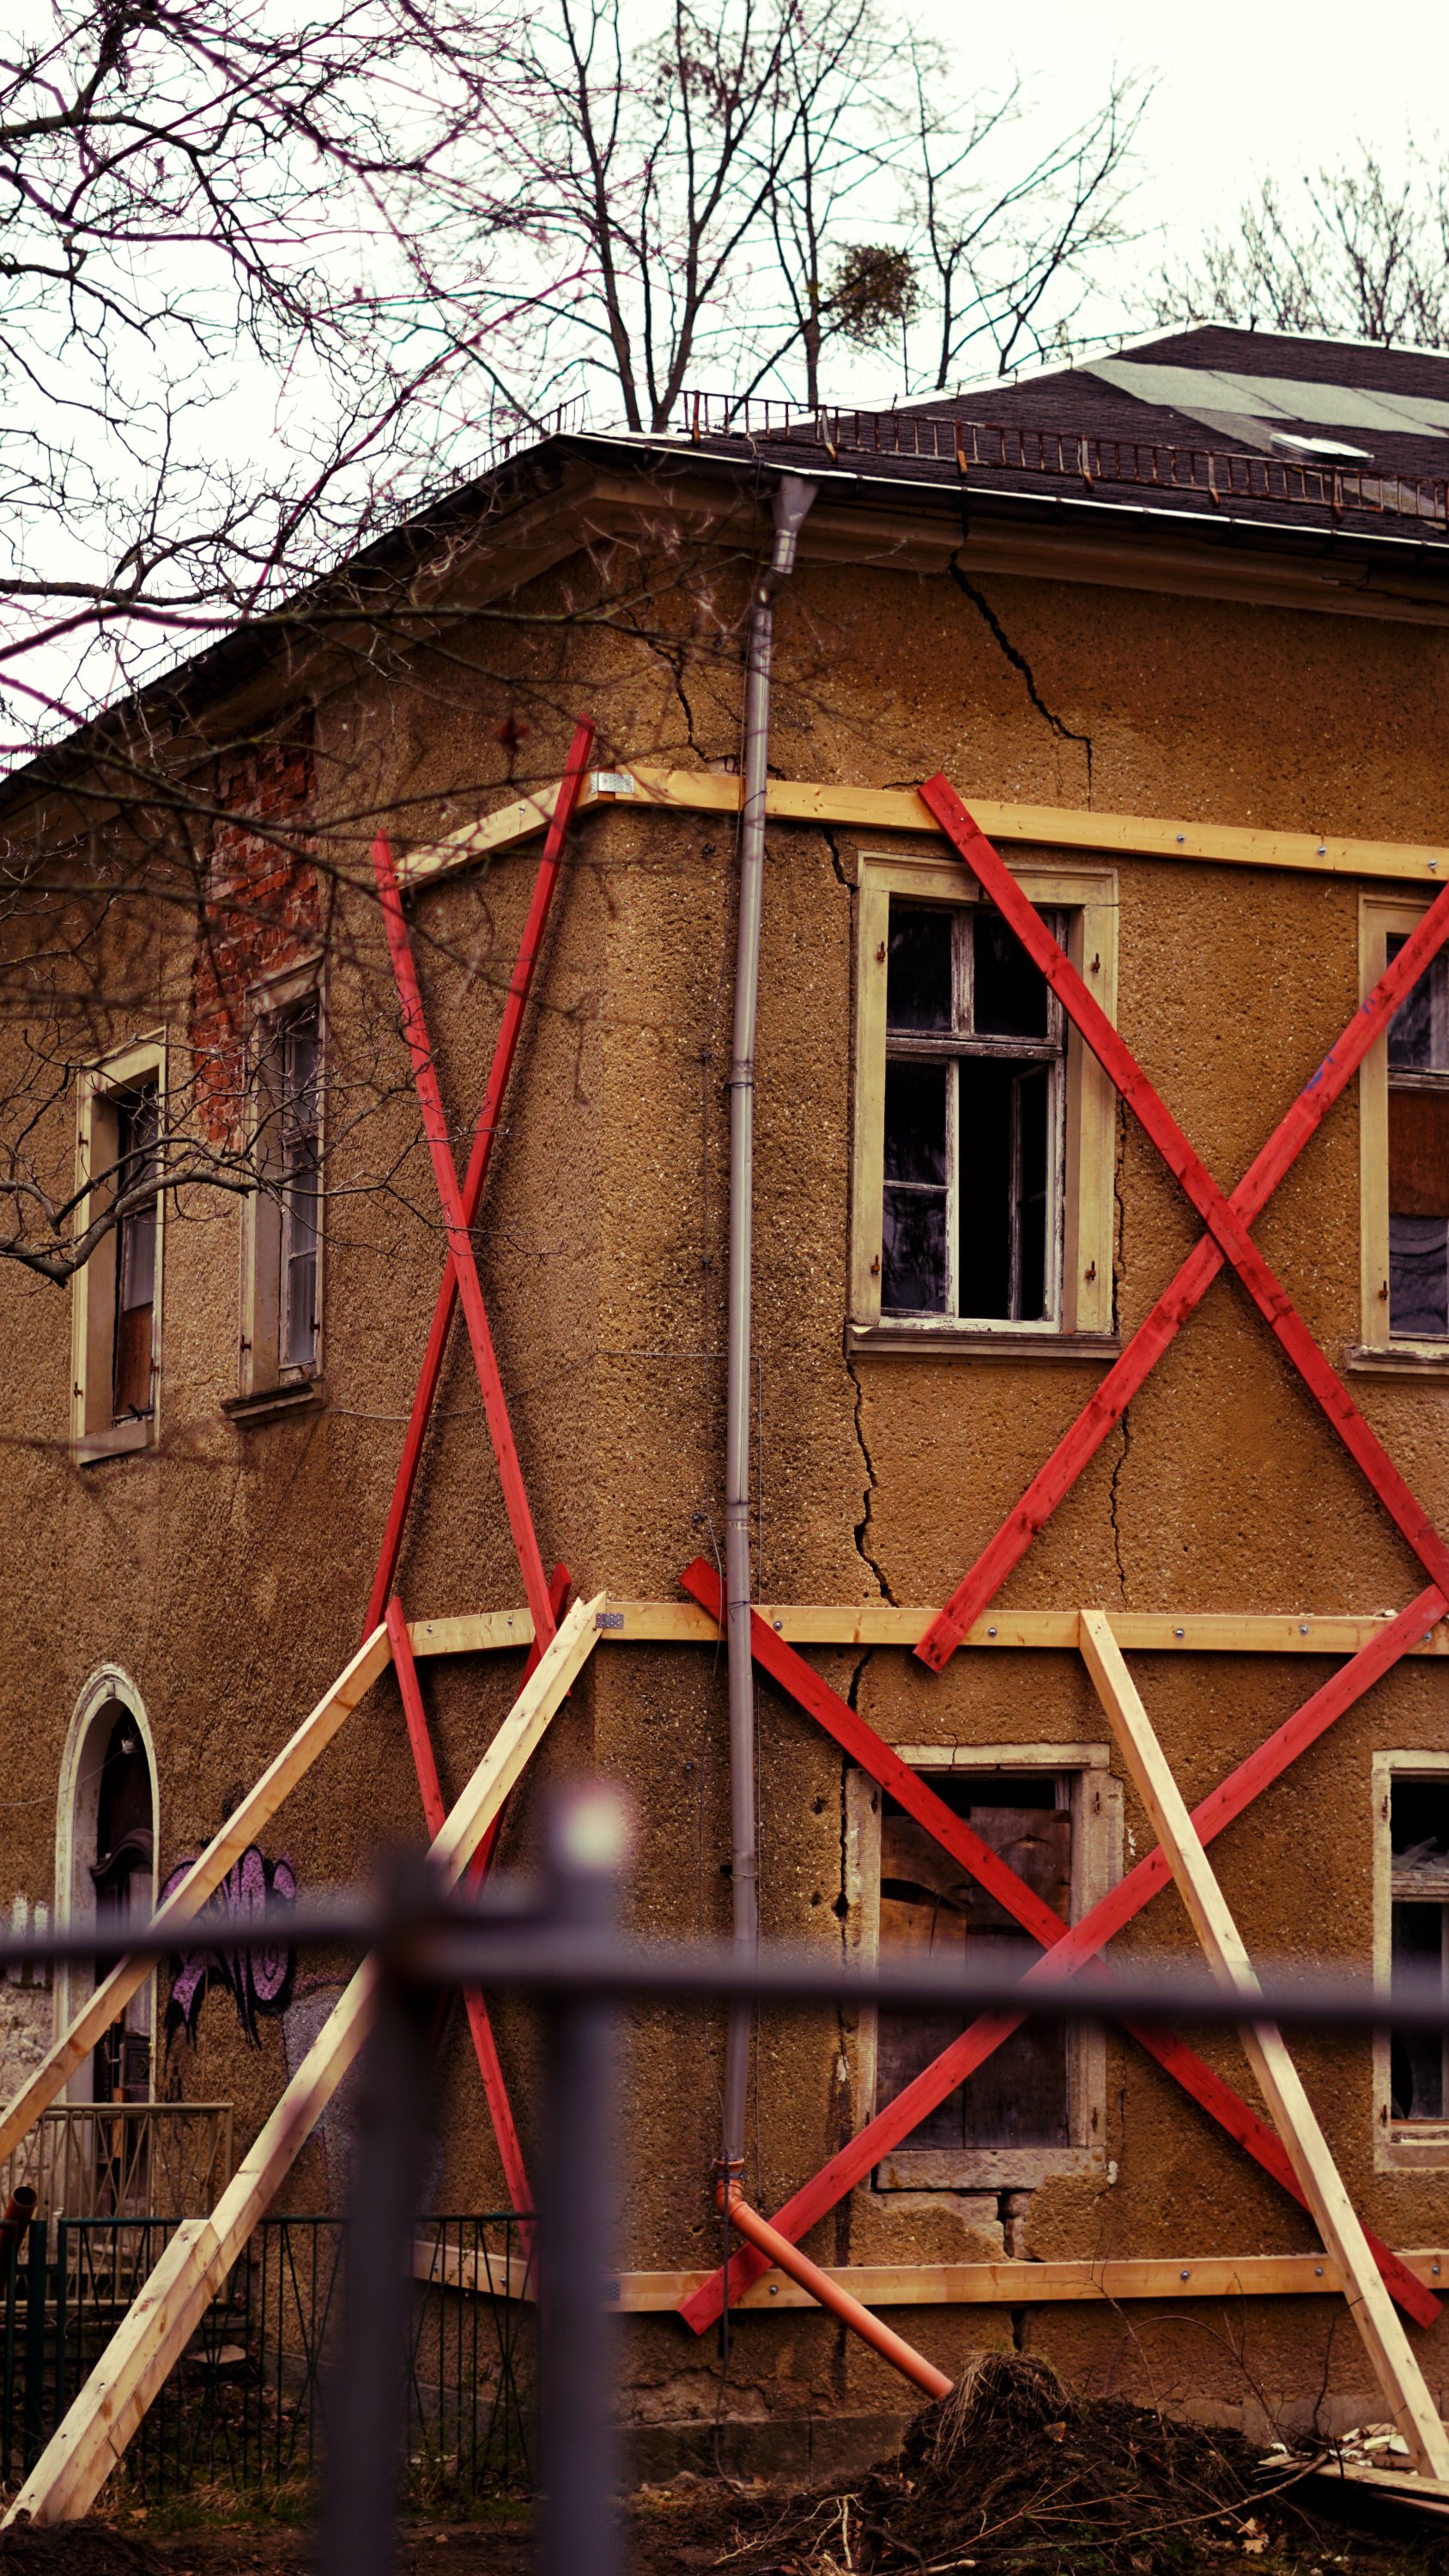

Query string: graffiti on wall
[161,1844,298,2047]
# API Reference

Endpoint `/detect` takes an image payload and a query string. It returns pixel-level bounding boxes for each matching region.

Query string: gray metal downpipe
[723,472,818,2174]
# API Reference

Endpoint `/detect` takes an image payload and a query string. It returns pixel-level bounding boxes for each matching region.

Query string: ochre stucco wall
[4,519,1449,2464]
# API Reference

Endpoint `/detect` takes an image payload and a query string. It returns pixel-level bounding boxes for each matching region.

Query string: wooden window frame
[850,851,1119,1357]
[1355,893,1449,1376]
[1373,1750,1449,2170]
[846,1743,1121,2193]
[70,1036,167,1464]
[232,963,325,1413]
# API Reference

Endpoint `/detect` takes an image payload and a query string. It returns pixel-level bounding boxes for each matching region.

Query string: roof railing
[676,389,1449,529]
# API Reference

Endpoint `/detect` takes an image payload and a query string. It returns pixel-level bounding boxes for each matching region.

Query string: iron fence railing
[675,388,1449,529]
[0,2102,234,2224]
[0,2212,534,2506]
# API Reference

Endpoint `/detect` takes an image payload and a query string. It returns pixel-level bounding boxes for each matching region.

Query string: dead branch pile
[718,2351,1330,2575]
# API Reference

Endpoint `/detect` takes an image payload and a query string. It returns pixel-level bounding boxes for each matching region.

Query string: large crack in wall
[948,550,1094,797]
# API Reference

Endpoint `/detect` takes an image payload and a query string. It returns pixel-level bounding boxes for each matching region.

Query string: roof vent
[1270,429,1373,462]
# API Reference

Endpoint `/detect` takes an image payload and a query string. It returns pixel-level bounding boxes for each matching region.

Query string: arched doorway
[56,1668,158,2115]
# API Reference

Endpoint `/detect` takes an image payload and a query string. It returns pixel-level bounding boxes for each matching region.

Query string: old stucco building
[7,322,1449,2477]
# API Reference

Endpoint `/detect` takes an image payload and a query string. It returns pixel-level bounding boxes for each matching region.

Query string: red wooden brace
[365,723,594,1636]
[676,1564,1441,2332]
[386,1600,534,2228]
[373,835,555,1644]
[915,775,1449,1667]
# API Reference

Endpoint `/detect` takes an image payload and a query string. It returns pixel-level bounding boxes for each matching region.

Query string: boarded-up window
[875,1774,1070,2153]
[1391,1777,1449,2123]
[1387,939,1449,1339]
[883,901,1065,1323]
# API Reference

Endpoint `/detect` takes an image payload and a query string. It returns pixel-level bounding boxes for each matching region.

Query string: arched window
[56,1668,158,2105]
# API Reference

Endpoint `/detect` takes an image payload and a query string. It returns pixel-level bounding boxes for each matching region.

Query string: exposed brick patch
[190,726,320,1146]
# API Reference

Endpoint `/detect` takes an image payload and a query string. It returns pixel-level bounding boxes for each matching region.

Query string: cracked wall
[6,511,1449,2464]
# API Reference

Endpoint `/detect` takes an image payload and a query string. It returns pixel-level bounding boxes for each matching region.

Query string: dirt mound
[719,2352,1337,2574]
[0,2522,163,2574]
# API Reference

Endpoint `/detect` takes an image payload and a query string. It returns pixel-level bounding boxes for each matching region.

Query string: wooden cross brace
[676,1565,1442,2335]
[365,719,593,2221]
[915,773,1449,1668]
[1081,1609,1449,2480]
[682,778,1449,2436]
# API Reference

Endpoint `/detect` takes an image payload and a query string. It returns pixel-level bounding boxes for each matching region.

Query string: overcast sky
[909,0,1449,381]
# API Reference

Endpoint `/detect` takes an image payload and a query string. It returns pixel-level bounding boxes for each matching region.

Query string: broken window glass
[882,899,1063,1322]
[1390,1777,1449,2123]
[1388,939,1449,1072]
[1386,938,1449,1339]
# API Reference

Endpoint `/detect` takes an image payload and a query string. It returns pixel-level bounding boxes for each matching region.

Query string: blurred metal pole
[537,1788,628,2576]
[319,1856,435,2576]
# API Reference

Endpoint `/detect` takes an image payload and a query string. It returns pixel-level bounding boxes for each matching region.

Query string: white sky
[912,0,1449,370]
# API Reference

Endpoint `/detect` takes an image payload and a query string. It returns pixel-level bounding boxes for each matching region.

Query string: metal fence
[0,2102,234,2224]
[0,2212,534,2506]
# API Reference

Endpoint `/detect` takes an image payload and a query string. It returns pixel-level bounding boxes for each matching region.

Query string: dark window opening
[1386,937,1449,1340]
[111,1085,158,1420]
[1390,1776,1449,2122]
[882,900,1063,1323]
[875,1772,1070,2156]
[91,1713,155,2117]
[279,1003,320,1371]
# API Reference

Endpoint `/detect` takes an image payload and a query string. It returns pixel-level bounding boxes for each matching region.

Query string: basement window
[851,1751,1118,2191]
[235,982,324,1404]
[1373,1755,1449,2167]
[71,1039,167,1462]
[851,854,1118,1352]
[1385,937,1449,1340]
[1389,1777,1449,2125]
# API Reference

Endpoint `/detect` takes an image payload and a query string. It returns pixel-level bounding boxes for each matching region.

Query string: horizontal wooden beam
[399,767,1449,893]
[415,2244,1449,2312]
[409,1604,1449,1657]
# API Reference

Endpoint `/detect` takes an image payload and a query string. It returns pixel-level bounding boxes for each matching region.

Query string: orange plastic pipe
[719,2183,951,2400]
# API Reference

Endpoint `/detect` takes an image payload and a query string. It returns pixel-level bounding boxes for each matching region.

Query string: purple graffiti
[162,1844,298,2047]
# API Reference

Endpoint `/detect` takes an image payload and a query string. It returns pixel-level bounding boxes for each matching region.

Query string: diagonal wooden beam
[1080,1607,1449,2481]
[3,1596,604,2530]
[373,829,556,1647]
[915,778,1449,1670]
[676,1564,1440,2333]
[386,1601,533,2227]
[365,721,593,1636]
[0,1625,395,2172]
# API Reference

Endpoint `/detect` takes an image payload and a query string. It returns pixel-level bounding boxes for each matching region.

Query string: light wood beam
[3,1597,603,2529]
[399,767,1449,893]
[416,2245,1449,2312]
[1080,1606,1449,2482]
[408,1602,1449,1657]
[0,1624,396,2171]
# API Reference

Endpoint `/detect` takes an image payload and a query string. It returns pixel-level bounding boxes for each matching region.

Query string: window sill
[1379,2126,1449,2172]
[221,1377,326,1425]
[1345,1344,1449,1381]
[876,2145,1102,2191]
[847,1322,1120,1364]
[74,1417,154,1466]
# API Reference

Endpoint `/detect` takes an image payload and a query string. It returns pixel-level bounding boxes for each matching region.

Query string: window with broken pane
[883,898,1064,1322]
[875,1773,1070,2154]
[1386,936,1449,1340]
[1390,1777,1449,2123]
